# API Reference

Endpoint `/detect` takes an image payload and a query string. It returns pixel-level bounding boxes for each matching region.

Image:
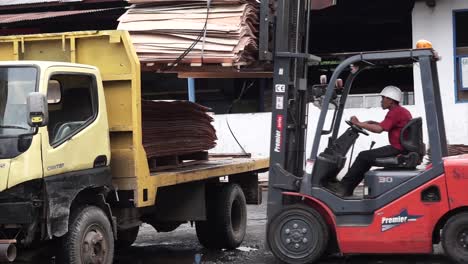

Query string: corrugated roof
[0,7,122,24]
[0,0,82,6]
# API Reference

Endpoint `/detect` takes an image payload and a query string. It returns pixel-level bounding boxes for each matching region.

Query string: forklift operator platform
[327,85,420,197]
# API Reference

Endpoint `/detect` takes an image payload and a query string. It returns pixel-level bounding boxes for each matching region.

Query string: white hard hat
[380,85,402,102]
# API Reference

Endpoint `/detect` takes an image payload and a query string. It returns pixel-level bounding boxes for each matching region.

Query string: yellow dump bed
[0,30,269,207]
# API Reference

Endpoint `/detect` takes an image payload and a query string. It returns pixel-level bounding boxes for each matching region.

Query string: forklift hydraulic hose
[348,142,356,170]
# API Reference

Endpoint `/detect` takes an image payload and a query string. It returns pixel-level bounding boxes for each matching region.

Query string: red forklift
[261,1,468,263]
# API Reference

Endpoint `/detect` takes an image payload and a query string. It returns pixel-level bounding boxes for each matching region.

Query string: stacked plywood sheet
[118,0,259,66]
[142,100,217,161]
[427,144,468,164]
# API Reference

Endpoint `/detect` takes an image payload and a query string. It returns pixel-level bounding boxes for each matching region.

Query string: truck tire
[196,184,247,249]
[195,196,220,249]
[60,205,114,264]
[116,226,139,249]
[267,204,329,264]
[442,212,468,264]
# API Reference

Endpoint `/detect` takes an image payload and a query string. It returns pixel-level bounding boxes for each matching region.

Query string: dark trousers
[340,145,401,195]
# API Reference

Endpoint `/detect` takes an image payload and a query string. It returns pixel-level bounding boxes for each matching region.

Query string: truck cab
[0,61,113,262]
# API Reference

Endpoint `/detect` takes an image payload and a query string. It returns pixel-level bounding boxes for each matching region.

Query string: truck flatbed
[153,157,269,187]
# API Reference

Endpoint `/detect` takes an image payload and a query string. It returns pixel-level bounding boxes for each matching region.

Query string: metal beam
[187,78,196,102]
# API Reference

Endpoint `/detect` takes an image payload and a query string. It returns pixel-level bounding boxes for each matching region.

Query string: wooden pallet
[141,61,273,78]
[141,61,251,71]
[209,153,252,158]
[148,151,209,172]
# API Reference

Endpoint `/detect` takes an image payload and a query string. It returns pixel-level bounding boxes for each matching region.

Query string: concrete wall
[211,107,415,158]
[211,1,468,179]
[211,105,417,179]
[413,0,468,145]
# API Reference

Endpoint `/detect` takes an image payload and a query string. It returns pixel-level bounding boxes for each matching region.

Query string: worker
[329,85,412,196]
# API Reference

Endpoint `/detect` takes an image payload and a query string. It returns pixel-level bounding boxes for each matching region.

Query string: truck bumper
[0,202,34,224]
[0,179,42,225]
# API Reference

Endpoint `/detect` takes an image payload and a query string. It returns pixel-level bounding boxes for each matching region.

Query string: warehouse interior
[0,0,416,113]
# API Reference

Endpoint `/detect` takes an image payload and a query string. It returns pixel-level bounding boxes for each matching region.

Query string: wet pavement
[15,191,455,264]
[114,191,455,264]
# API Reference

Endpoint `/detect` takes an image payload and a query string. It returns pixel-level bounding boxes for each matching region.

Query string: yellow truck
[0,30,268,263]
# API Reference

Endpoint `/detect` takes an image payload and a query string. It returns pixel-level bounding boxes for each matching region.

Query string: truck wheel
[267,204,329,264]
[196,184,247,249]
[116,226,139,249]
[61,206,114,264]
[442,213,468,264]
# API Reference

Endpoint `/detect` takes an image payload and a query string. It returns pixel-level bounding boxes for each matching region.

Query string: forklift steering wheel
[345,120,369,136]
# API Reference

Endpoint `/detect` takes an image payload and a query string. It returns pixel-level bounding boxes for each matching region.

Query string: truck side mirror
[27,92,48,127]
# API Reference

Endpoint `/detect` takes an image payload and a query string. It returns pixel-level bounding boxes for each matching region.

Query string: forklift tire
[196,183,247,249]
[442,212,468,264]
[115,225,139,249]
[59,205,114,264]
[267,204,329,264]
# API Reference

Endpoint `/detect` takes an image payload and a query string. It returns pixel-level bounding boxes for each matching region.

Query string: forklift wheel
[267,204,329,264]
[442,212,468,264]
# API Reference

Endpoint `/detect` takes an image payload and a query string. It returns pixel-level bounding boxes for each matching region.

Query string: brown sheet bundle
[426,144,468,164]
[142,100,217,158]
[118,0,259,66]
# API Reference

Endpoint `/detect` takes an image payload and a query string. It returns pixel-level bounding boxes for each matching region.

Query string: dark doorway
[309,0,415,54]
[308,0,415,105]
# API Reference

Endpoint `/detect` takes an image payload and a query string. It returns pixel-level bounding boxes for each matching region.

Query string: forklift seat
[372,117,426,169]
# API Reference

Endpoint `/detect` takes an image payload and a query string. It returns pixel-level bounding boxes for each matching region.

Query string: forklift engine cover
[364,170,422,198]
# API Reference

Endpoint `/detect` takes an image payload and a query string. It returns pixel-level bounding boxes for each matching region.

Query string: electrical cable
[200,0,211,65]
[164,0,211,71]
[225,81,255,155]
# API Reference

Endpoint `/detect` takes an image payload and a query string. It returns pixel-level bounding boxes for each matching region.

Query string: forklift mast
[261,0,330,218]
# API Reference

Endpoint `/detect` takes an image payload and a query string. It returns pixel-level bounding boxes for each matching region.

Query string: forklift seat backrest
[372,117,426,169]
[400,117,426,156]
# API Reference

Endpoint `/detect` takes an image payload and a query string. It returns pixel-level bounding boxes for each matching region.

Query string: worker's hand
[350,116,360,126]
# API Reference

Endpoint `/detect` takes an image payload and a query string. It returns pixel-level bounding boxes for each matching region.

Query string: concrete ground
[13,191,455,264]
[114,191,455,264]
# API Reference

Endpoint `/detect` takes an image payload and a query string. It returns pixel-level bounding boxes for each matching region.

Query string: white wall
[413,0,468,145]
[212,105,418,179]
[211,107,416,157]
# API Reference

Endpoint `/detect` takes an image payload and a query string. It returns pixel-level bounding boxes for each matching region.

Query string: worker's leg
[339,145,400,195]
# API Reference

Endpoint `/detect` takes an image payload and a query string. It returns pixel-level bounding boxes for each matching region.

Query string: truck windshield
[0,67,37,136]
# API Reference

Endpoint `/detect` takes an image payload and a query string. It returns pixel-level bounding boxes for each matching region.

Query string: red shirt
[379,105,412,151]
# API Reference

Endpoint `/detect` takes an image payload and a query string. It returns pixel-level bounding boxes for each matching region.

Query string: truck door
[41,68,110,179]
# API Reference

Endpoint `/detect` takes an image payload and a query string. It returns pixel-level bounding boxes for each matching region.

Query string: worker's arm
[364,121,380,125]
[351,116,384,133]
[356,122,384,133]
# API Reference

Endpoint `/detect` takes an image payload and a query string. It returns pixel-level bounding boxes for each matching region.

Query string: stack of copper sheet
[142,100,217,158]
[118,0,259,66]
[426,144,468,164]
